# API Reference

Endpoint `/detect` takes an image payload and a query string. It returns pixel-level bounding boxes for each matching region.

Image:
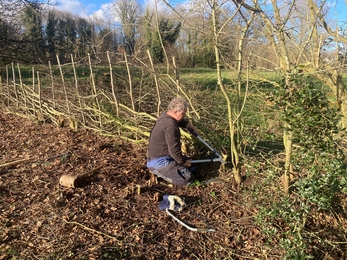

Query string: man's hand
[184,159,192,168]
[186,123,198,136]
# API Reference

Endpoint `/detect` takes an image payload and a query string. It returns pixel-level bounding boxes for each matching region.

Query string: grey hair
[167,97,189,113]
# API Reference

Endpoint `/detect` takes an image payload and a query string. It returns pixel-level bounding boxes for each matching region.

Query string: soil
[0,111,346,259]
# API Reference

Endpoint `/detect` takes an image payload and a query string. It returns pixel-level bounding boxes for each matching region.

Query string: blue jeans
[147,156,194,186]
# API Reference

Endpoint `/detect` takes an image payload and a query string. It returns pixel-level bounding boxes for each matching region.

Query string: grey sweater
[147,113,188,164]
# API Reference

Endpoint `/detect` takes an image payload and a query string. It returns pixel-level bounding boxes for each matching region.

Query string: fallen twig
[0,152,71,170]
[44,152,70,162]
[0,157,34,169]
[63,218,119,240]
[77,164,105,179]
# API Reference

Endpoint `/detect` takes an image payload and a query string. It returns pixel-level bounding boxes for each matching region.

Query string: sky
[52,0,177,20]
[52,0,347,24]
[326,0,347,24]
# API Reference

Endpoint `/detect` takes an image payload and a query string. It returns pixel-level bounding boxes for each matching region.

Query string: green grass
[179,67,235,89]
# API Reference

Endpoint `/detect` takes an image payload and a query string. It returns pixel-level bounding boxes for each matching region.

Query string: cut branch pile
[0,52,196,143]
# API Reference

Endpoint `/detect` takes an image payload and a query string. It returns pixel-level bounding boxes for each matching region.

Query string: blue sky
[326,0,347,23]
[53,0,346,23]
[53,0,169,18]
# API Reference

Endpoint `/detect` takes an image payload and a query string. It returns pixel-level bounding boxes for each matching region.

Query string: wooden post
[88,53,102,127]
[11,63,18,107]
[17,63,27,107]
[147,50,161,116]
[56,55,71,115]
[48,61,56,109]
[71,54,85,125]
[37,71,42,113]
[6,65,9,105]
[172,56,180,93]
[32,67,35,92]
[124,52,135,110]
[107,51,119,117]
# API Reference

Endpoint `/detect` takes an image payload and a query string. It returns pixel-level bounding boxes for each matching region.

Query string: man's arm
[178,119,198,136]
[165,124,186,164]
[185,122,198,136]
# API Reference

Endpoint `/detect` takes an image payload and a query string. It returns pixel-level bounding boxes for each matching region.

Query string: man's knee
[149,167,193,186]
[173,168,194,186]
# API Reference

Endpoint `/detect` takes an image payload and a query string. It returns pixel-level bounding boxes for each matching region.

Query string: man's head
[167,97,189,121]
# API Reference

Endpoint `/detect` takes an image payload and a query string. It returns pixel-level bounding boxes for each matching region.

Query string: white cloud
[53,0,119,23]
[143,0,168,11]
[55,0,90,16]
[89,3,119,22]
[142,0,193,17]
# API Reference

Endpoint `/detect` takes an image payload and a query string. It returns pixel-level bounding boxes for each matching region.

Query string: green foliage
[159,19,181,45]
[183,30,216,67]
[272,73,346,209]
[150,32,164,63]
[273,73,341,152]
[179,67,233,89]
[99,246,130,259]
[255,196,313,259]
[22,4,45,62]
[4,246,19,258]
[76,17,93,58]
[293,151,346,210]
[254,72,347,258]
[145,15,181,63]
[99,28,117,53]
[188,179,203,187]
[46,10,57,60]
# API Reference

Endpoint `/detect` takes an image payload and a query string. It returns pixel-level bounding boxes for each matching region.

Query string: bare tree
[164,0,248,184]
[112,0,140,55]
[309,0,347,128]
[243,0,347,194]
